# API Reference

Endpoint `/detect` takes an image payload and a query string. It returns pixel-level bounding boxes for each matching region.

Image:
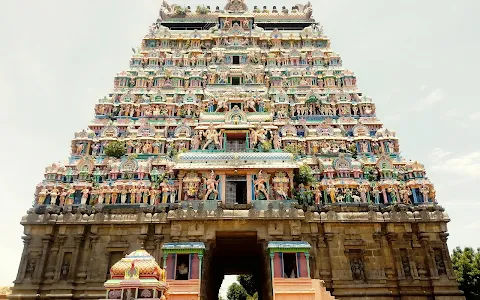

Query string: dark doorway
[233,55,240,64]
[202,232,271,300]
[231,77,240,85]
[226,176,247,204]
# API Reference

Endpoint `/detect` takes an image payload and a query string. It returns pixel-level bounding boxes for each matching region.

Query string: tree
[227,282,248,300]
[104,141,126,158]
[237,274,257,297]
[451,246,480,299]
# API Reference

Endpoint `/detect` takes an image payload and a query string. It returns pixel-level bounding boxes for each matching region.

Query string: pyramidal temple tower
[11,1,465,299]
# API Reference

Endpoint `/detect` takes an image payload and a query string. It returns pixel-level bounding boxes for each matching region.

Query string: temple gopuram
[10,0,465,299]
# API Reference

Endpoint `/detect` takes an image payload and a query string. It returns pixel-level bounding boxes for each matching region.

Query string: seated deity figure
[203,170,219,200]
[202,124,221,150]
[254,170,270,200]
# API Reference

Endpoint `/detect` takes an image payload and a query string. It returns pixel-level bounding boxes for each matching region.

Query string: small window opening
[283,253,298,278]
[175,254,190,280]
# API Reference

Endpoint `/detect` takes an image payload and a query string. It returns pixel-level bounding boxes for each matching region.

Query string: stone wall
[9,204,465,300]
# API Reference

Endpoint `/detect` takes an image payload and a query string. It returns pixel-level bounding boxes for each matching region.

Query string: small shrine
[104,250,168,300]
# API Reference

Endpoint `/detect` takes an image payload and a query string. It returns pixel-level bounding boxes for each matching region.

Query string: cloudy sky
[0,0,479,295]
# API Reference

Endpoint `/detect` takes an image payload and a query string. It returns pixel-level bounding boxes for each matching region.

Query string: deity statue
[160,180,170,203]
[203,171,219,200]
[272,132,282,150]
[245,98,256,112]
[254,170,269,200]
[314,184,322,204]
[202,124,221,150]
[191,132,201,150]
[49,187,59,205]
[80,188,90,205]
[399,186,412,204]
[327,185,336,203]
[37,187,48,205]
[420,185,429,203]
[358,185,368,203]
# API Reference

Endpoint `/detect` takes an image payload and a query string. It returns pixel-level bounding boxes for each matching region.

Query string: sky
[0,0,479,295]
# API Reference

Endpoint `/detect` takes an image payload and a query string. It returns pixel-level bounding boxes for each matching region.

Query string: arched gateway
[11,0,464,299]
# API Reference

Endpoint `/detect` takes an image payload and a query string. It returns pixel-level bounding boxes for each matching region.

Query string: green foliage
[104,141,126,158]
[227,282,248,300]
[196,5,209,14]
[294,164,315,186]
[451,246,480,299]
[261,141,272,152]
[173,6,187,16]
[237,275,257,297]
[284,143,301,155]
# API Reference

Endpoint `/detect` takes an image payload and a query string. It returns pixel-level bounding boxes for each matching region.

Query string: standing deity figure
[344,188,353,203]
[191,132,201,150]
[254,170,270,200]
[97,187,105,204]
[358,185,368,203]
[388,187,398,204]
[66,187,76,205]
[160,180,170,203]
[149,189,158,205]
[37,187,48,205]
[203,171,219,201]
[81,188,90,205]
[50,187,59,205]
[314,184,322,204]
[371,185,380,204]
[420,185,429,203]
[273,132,281,150]
[400,186,412,204]
[111,187,119,204]
[202,124,221,150]
[104,186,111,204]
[245,98,256,112]
[327,185,336,203]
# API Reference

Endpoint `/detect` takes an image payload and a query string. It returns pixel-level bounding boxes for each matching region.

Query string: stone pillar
[440,232,455,279]
[86,235,100,282]
[77,235,96,282]
[287,171,294,194]
[220,174,226,204]
[69,235,84,282]
[15,235,31,283]
[246,174,252,204]
[419,233,438,278]
[178,172,185,202]
[53,236,67,281]
[33,235,53,283]
[322,233,334,288]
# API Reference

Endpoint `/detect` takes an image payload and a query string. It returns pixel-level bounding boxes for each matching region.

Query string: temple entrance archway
[202,231,272,300]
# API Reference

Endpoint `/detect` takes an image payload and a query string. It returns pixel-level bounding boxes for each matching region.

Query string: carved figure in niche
[245,98,256,112]
[191,132,201,150]
[399,186,412,204]
[420,185,429,203]
[74,142,85,155]
[66,187,75,205]
[272,132,281,149]
[203,171,219,200]
[371,141,381,154]
[111,187,119,204]
[254,170,270,200]
[327,185,336,203]
[149,189,158,205]
[388,187,398,204]
[202,124,221,150]
[60,262,70,280]
[250,125,267,149]
[434,250,447,275]
[360,141,369,153]
[25,258,37,279]
[272,172,289,200]
[81,188,90,205]
[37,187,48,205]
[142,141,152,154]
[169,182,177,203]
[59,190,67,206]
[215,98,228,112]
[371,185,380,204]
[314,184,322,204]
[160,180,170,203]
[350,257,365,281]
[358,185,368,203]
[97,188,105,204]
